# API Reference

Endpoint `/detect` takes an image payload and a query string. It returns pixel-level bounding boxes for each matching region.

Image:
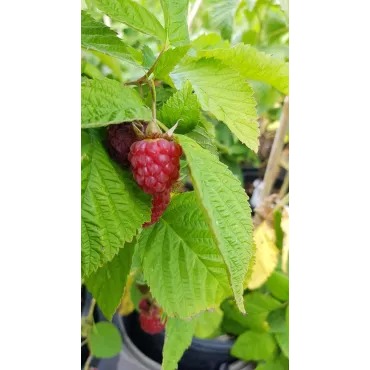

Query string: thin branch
[279,171,289,199]
[260,96,289,202]
[188,0,203,31]
[83,354,93,370]
[125,45,167,86]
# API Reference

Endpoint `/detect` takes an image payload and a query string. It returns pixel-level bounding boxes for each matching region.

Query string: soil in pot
[122,310,238,370]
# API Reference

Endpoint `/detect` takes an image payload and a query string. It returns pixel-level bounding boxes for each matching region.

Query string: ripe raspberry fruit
[143,188,171,228]
[106,122,148,167]
[138,298,166,335]
[128,138,182,194]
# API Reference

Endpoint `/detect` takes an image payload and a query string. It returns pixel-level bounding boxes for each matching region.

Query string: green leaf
[208,0,239,40]
[198,43,289,95]
[153,45,190,81]
[81,78,151,128]
[91,51,123,81]
[138,192,232,318]
[255,354,289,370]
[221,315,248,336]
[158,81,200,133]
[186,127,218,157]
[142,45,156,69]
[81,60,105,80]
[89,322,122,358]
[160,0,190,46]
[178,135,254,312]
[194,309,223,339]
[286,305,289,331]
[172,59,259,152]
[266,271,289,301]
[81,11,139,68]
[221,292,281,332]
[162,317,196,370]
[191,33,229,51]
[231,331,277,362]
[267,306,286,334]
[275,330,289,358]
[94,0,166,42]
[81,130,151,279]
[85,241,135,321]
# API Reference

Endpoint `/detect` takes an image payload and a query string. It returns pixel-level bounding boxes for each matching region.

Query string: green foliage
[178,135,254,313]
[186,126,218,157]
[94,0,166,42]
[81,78,151,128]
[81,130,151,278]
[89,322,122,358]
[137,192,232,318]
[81,11,139,67]
[256,354,289,370]
[231,331,277,362]
[198,43,289,95]
[160,0,190,46]
[158,81,200,133]
[172,59,259,152]
[85,241,135,321]
[207,0,240,40]
[194,309,223,339]
[267,306,287,334]
[266,271,289,301]
[142,45,156,68]
[162,317,196,370]
[153,45,190,81]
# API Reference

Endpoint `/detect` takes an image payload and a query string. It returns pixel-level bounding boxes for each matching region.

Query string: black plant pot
[118,311,239,370]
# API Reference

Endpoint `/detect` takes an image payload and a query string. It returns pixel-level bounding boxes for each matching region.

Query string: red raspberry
[143,189,171,228]
[106,123,148,167]
[128,138,182,194]
[138,299,166,334]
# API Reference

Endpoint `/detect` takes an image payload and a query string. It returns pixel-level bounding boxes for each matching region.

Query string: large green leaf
[178,135,254,312]
[172,59,259,152]
[138,192,232,318]
[207,0,239,40]
[81,11,139,68]
[162,317,196,370]
[160,0,190,46]
[89,322,122,358]
[158,81,200,133]
[81,130,151,278]
[94,0,166,42]
[86,241,135,321]
[81,78,151,128]
[153,45,190,81]
[266,271,289,301]
[198,44,289,95]
[231,331,277,362]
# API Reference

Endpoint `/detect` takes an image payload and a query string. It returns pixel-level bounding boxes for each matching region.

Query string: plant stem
[260,96,289,202]
[125,45,167,86]
[149,79,156,122]
[87,298,96,320]
[279,171,289,198]
[83,354,93,370]
[188,0,203,31]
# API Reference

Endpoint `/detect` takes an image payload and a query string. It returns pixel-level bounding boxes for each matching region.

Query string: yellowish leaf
[118,274,135,316]
[248,221,279,290]
[281,209,289,274]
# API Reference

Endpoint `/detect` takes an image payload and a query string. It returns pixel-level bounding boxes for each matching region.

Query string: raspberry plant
[81,1,289,368]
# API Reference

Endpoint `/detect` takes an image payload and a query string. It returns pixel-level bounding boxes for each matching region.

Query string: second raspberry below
[128,138,182,194]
